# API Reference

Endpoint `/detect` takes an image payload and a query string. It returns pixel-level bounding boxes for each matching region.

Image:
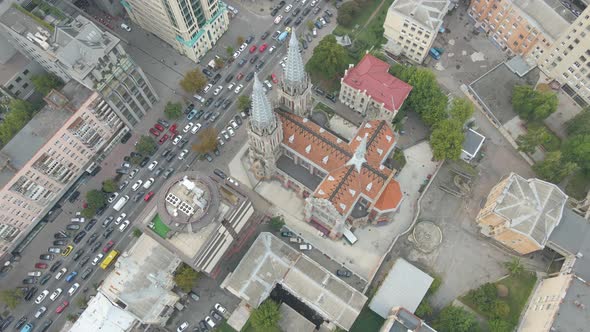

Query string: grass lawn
[335,0,384,36]
[216,321,237,332]
[354,0,395,46]
[349,305,384,332]
[461,272,537,328]
[565,170,590,200]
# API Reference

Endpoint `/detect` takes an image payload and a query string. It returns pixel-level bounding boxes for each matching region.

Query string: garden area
[349,305,385,332]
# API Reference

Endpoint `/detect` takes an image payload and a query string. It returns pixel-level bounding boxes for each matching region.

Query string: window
[15,77,22,83]
[22,83,28,89]
[7,84,13,90]
[23,69,29,75]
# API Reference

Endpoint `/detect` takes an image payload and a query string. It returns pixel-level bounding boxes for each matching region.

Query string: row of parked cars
[176,303,227,332]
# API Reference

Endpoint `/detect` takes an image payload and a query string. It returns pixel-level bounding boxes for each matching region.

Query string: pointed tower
[277,31,313,118]
[346,134,367,172]
[247,74,284,179]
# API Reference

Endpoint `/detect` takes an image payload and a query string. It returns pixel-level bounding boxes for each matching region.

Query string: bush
[466,282,498,312]
[491,301,510,319]
[488,319,512,332]
[269,216,285,231]
[415,300,433,318]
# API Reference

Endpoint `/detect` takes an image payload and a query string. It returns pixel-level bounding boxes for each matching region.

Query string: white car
[284,4,293,12]
[234,84,244,94]
[213,85,223,96]
[128,168,139,179]
[264,80,273,90]
[55,268,67,280]
[183,122,193,133]
[299,244,313,250]
[239,43,248,52]
[172,135,182,145]
[269,45,276,53]
[227,177,239,187]
[177,322,189,332]
[194,94,206,103]
[131,180,143,191]
[92,253,104,266]
[203,83,213,93]
[227,127,236,137]
[115,213,127,225]
[205,316,216,328]
[143,178,154,189]
[274,15,283,24]
[107,192,119,203]
[119,220,130,232]
[232,50,241,59]
[34,307,46,319]
[227,82,236,91]
[221,130,230,141]
[120,23,131,32]
[281,61,286,68]
[50,288,62,301]
[178,149,189,160]
[190,123,202,134]
[35,290,49,304]
[310,0,318,6]
[148,160,158,171]
[214,303,227,314]
[229,120,239,129]
[68,283,80,296]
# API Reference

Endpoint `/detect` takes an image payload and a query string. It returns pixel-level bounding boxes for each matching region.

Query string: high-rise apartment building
[383,0,450,63]
[533,7,590,106]
[121,0,229,63]
[0,81,125,254]
[0,2,158,128]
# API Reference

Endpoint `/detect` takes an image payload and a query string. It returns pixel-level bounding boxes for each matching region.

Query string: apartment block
[533,7,590,106]
[383,0,450,63]
[468,0,571,56]
[0,2,158,128]
[0,81,124,254]
[122,0,229,63]
[0,33,45,100]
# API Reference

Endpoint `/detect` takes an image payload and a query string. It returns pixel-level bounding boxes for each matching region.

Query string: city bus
[100,250,119,270]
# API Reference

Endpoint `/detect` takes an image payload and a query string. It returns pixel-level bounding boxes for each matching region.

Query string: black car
[161,149,171,158]
[54,231,69,239]
[183,104,194,114]
[53,240,66,246]
[154,167,164,177]
[204,98,213,106]
[81,267,93,280]
[238,58,247,67]
[195,109,205,119]
[277,0,286,9]
[281,231,294,237]
[272,30,280,39]
[295,16,303,25]
[293,8,301,16]
[202,68,213,77]
[210,111,220,122]
[68,191,80,203]
[326,94,337,103]
[131,152,142,158]
[234,115,243,125]
[84,219,97,231]
[14,317,26,330]
[116,168,129,175]
[104,227,114,238]
[212,73,222,84]
[39,319,52,332]
[211,310,223,321]
[24,287,37,301]
[49,261,62,272]
[302,7,311,16]
[214,98,224,108]
[245,35,255,44]
[120,132,132,144]
[39,254,54,261]
[139,157,150,167]
[336,269,352,277]
[214,169,227,179]
[178,139,189,149]
[73,231,87,244]
[214,148,220,156]
[72,249,85,261]
[163,168,174,179]
[325,9,333,17]
[323,15,331,23]
[86,233,98,245]
[283,17,293,26]
[249,55,259,64]
[314,87,325,96]
[102,216,114,228]
[204,153,213,162]
[271,7,278,16]
[302,40,308,49]
[0,316,13,330]
[261,31,269,40]
[222,100,231,110]
[165,153,176,162]
[245,72,254,82]
[39,274,51,285]
[91,241,102,252]
[199,320,208,331]
[225,74,234,83]
[79,255,91,267]
[96,206,106,216]
[22,278,36,285]
[255,60,265,70]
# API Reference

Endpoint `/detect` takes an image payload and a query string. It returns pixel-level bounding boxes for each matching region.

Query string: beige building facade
[383,0,450,63]
[518,273,572,332]
[122,0,229,63]
[0,82,124,254]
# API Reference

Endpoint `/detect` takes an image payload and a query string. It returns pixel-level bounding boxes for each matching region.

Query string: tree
[192,127,218,153]
[135,135,157,156]
[81,207,95,219]
[337,1,360,27]
[226,46,234,56]
[173,264,200,292]
[430,119,464,160]
[415,300,433,318]
[66,314,78,322]
[504,257,524,276]
[31,73,63,95]
[214,57,225,69]
[164,101,183,120]
[133,228,142,237]
[491,301,510,319]
[306,20,315,31]
[180,69,208,93]
[449,98,474,123]
[237,36,245,45]
[306,35,349,80]
[76,296,88,308]
[533,151,578,183]
[0,99,34,144]
[563,134,590,171]
[516,127,552,154]
[250,300,281,332]
[269,216,285,231]
[406,68,448,127]
[0,289,23,309]
[102,179,117,193]
[130,154,143,165]
[466,282,498,312]
[86,190,106,211]
[488,319,512,332]
[237,95,251,111]
[566,109,590,136]
[433,306,478,332]
[512,85,558,121]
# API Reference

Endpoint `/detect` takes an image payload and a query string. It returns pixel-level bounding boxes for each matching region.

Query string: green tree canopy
[0,99,35,145]
[102,179,117,193]
[430,119,464,160]
[173,264,200,292]
[433,306,478,332]
[516,127,552,154]
[306,35,349,81]
[226,46,234,56]
[533,151,578,183]
[0,288,23,309]
[512,85,558,121]
[337,1,360,27]
[86,189,106,211]
[251,300,281,332]
[488,319,512,332]
[562,134,590,171]
[449,98,475,123]
[164,101,183,120]
[504,257,524,276]
[192,127,218,153]
[214,57,225,69]
[237,95,251,111]
[269,216,285,231]
[180,69,208,93]
[31,73,63,95]
[135,135,157,156]
[566,109,590,137]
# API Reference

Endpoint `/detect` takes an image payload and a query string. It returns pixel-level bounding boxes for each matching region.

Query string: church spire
[284,31,306,84]
[346,134,367,172]
[250,73,275,133]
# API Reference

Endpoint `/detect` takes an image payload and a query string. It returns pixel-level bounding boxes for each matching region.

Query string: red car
[35,263,48,269]
[249,45,257,53]
[169,123,177,133]
[236,72,244,80]
[56,300,69,313]
[158,134,169,145]
[144,191,155,202]
[149,128,160,137]
[103,240,114,253]
[259,43,268,52]
[154,123,165,132]
[271,73,278,84]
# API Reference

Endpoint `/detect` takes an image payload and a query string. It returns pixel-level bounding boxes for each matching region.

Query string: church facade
[247,33,405,240]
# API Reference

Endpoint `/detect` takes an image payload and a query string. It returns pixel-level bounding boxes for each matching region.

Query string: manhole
[411,220,442,253]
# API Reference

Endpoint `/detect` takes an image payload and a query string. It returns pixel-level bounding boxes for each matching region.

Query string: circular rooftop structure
[156,171,220,233]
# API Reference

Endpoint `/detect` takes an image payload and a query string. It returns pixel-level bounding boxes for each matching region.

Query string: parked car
[49,288,62,301]
[81,267,93,280]
[65,224,80,231]
[73,231,87,244]
[55,268,67,280]
[39,274,51,285]
[34,306,47,319]
[49,261,62,272]
[336,269,352,277]
[281,231,294,237]
[177,322,189,332]
[35,263,48,269]
[211,310,223,321]
[39,254,54,261]
[103,241,115,253]
[56,300,69,313]
[48,247,62,254]
[72,249,84,261]
[35,290,49,304]
[65,271,77,283]
[299,244,313,250]
[189,291,200,302]
[214,303,227,315]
